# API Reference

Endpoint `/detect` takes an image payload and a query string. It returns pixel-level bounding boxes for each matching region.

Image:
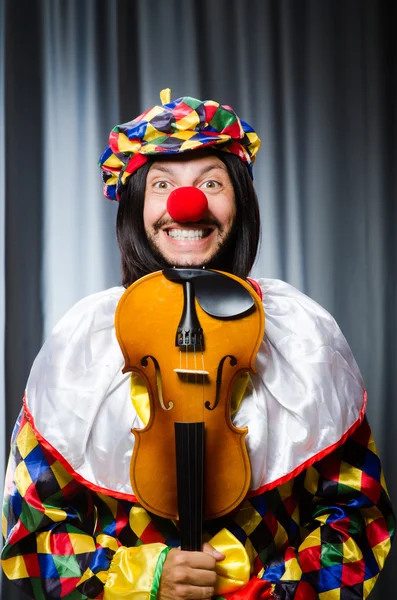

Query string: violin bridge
[174,368,209,376]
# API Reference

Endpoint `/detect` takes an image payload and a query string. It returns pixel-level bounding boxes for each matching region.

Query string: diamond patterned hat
[98,89,261,201]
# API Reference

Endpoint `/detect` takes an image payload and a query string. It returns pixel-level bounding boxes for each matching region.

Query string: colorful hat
[98,89,261,201]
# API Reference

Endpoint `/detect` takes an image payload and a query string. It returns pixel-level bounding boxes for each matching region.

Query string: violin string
[183,343,192,548]
[196,339,201,550]
[193,343,197,548]
[177,329,205,548]
[201,347,205,420]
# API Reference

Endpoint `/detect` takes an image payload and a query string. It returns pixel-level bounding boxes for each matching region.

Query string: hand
[158,543,225,600]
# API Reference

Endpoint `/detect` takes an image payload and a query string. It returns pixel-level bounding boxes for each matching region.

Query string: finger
[202,542,225,561]
[181,584,215,599]
[184,566,217,587]
[174,550,217,570]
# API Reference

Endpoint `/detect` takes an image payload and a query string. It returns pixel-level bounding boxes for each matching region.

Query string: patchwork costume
[2,93,395,599]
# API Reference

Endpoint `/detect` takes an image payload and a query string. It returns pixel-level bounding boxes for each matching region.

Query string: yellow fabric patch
[1,554,29,580]
[171,129,198,141]
[244,536,258,566]
[14,462,32,496]
[300,528,321,551]
[104,543,166,600]
[364,574,378,598]
[69,532,96,554]
[160,88,171,105]
[314,513,331,526]
[103,153,125,168]
[210,528,251,594]
[142,105,164,124]
[43,506,67,523]
[178,139,203,151]
[276,478,295,502]
[230,373,250,415]
[372,537,391,569]
[246,132,261,157]
[97,493,119,518]
[273,521,288,550]
[77,568,95,585]
[234,502,263,536]
[143,122,165,144]
[2,511,7,539]
[303,465,320,496]
[281,556,302,580]
[36,532,52,554]
[338,462,362,492]
[129,374,150,425]
[116,132,141,154]
[319,588,340,600]
[174,112,200,131]
[50,461,74,490]
[367,433,377,454]
[342,536,363,562]
[106,173,119,186]
[96,533,120,553]
[360,505,381,524]
[16,422,38,459]
[129,506,152,538]
[141,142,163,154]
[96,570,109,584]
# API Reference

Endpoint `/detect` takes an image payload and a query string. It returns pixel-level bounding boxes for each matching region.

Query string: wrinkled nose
[167,186,208,223]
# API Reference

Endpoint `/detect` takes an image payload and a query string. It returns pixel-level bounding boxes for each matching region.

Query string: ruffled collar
[25,279,365,501]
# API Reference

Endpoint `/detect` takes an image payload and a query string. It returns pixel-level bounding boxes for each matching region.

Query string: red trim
[23,390,367,504]
[248,390,367,498]
[22,394,139,503]
[246,277,263,301]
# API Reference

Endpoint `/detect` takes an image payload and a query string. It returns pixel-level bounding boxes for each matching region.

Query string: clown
[2,90,395,600]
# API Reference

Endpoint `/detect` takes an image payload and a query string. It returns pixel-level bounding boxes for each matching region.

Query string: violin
[115,268,264,550]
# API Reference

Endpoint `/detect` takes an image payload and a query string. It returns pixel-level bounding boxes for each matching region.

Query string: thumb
[202,542,225,561]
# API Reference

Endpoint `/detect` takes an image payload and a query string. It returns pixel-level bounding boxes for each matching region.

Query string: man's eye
[154,181,170,190]
[201,180,219,189]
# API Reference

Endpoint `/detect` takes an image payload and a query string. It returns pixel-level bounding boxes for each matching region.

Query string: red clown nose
[167,187,208,223]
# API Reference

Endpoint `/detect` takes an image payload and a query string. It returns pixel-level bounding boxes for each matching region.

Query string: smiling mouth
[166,228,213,240]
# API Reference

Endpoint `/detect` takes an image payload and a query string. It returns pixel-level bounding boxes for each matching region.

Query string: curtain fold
[1,1,396,598]
[0,0,6,588]
[41,0,121,335]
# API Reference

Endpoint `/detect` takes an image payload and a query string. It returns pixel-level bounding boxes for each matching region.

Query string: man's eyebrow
[148,162,228,176]
[196,164,228,176]
[148,164,173,175]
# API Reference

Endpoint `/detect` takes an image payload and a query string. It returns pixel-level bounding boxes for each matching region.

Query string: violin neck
[175,422,205,551]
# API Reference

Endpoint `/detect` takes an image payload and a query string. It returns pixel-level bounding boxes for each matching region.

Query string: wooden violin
[115,268,264,550]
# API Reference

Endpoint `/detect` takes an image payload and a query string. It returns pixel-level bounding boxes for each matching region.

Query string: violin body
[115,269,264,521]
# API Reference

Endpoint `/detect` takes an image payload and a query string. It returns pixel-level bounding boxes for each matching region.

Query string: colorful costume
[2,278,395,599]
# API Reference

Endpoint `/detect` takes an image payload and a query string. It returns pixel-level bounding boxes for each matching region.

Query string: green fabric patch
[183,96,202,110]
[210,106,235,130]
[150,546,172,599]
[321,542,343,568]
[52,554,82,578]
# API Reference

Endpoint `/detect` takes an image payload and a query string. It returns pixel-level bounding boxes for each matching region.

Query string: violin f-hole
[205,355,238,411]
[141,355,174,411]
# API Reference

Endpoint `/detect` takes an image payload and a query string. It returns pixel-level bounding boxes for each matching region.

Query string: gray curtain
[0,0,5,590]
[1,1,396,598]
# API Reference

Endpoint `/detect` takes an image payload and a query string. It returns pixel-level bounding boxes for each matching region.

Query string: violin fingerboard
[175,422,204,551]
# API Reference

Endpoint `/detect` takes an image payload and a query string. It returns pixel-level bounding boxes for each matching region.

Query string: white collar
[25,279,365,500]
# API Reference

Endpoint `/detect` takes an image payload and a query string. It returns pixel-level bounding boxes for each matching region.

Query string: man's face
[143,154,236,268]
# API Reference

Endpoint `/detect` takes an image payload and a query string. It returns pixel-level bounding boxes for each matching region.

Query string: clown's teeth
[167,229,208,240]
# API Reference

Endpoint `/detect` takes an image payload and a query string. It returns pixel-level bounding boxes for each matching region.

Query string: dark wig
[116,152,261,287]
